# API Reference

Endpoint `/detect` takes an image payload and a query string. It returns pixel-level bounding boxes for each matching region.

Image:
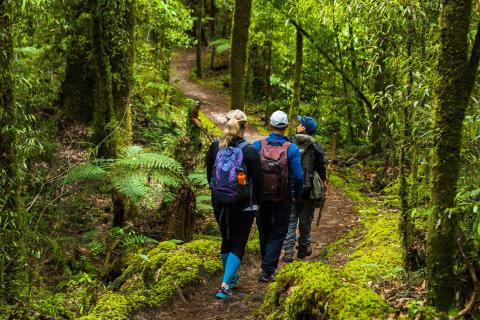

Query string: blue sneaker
[229,273,240,288]
[215,285,233,300]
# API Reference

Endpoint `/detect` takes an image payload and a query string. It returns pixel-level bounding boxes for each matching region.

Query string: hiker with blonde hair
[206,109,263,299]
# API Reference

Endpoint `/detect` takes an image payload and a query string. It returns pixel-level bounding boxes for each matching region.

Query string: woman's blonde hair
[220,109,247,148]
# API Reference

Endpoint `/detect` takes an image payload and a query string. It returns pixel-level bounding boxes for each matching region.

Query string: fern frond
[121,145,144,159]
[188,172,209,188]
[111,172,151,201]
[64,163,107,184]
[196,194,211,203]
[470,188,480,200]
[151,173,181,188]
[208,38,231,54]
[122,232,159,247]
[115,153,183,174]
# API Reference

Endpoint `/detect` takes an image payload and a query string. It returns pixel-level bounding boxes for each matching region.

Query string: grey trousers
[283,199,316,253]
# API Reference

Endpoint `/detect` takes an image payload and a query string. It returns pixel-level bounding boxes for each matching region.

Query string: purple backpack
[210,141,249,204]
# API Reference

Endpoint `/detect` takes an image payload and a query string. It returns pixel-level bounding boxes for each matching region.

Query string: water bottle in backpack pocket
[210,141,250,204]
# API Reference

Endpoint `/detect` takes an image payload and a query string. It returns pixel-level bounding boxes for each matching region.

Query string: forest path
[153,49,358,320]
[170,49,263,143]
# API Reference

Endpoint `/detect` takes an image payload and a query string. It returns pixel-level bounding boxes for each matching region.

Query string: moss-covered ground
[260,166,404,320]
[77,239,222,320]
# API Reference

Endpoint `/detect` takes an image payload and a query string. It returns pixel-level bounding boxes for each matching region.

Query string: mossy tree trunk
[371,25,389,155]
[427,0,480,310]
[288,29,303,136]
[91,0,135,227]
[230,0,252,110]
[0,0,25,302]
[196,0,203,78]
[59,1,95,123]
[399,7,415,271]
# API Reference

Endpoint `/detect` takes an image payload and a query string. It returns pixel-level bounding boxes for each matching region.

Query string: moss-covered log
[427,0,480,310]
[78,239,222,320]
[229,0,252,110]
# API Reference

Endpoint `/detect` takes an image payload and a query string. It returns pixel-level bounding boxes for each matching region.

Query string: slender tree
[91,0,135,227]
[196,0,203,78]
[230,0,253,110]
[287,28,303,135]
[263,39,272,125]
[0,0,25,302]
[427,0,480,310]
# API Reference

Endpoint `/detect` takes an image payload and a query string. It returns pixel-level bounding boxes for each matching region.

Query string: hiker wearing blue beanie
[282,115,327,262]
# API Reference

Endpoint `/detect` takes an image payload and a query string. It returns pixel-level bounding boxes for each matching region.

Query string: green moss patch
[79,238,222,319]
[198,111,222,137]
[260,171,401,320]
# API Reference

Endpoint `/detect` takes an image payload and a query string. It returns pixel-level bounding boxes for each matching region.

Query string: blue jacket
[253,133,304,200]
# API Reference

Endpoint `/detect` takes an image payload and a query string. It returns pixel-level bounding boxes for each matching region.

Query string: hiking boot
[258,271,275,283]
[215,284,233,300]
[229,273,240,288]
[282,251,294,263]
[297,245,312,259]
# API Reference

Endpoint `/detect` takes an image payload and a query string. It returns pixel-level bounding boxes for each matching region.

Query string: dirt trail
[170,49,263,143]
[152,49,358,320]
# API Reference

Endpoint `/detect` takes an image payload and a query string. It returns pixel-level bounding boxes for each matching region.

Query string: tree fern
[64,146,185,204]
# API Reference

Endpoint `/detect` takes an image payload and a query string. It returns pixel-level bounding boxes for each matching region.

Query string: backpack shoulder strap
[237,141,249,150]
[260,139,268,148]
[281,141,292,151]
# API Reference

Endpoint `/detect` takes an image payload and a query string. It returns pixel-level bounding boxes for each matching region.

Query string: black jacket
[206,137,264,207]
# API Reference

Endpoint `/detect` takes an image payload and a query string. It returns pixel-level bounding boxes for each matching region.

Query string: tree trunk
[209,0,215,41]
[288,29,303,135]
[427,0,480,310]
[400,6,415,271]
[230,0,253,110]
[0,0,25,302]
[91,0,135,227]
[196,0,203,78]
[263,40,272,126]
[59,2,95,123]
[332,1,353,143]
[371,25,389,154]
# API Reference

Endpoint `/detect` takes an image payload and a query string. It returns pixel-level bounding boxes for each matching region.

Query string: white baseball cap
[270,110,288,128]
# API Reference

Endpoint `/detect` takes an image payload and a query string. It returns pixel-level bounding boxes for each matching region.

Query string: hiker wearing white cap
[252,110,304,282]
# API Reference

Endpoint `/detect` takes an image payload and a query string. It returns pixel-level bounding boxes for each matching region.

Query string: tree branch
[288,19,374,112]
[469,21,480,76]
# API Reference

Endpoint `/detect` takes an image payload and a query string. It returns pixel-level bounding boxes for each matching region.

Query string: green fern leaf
[151,173,181,188]
[121,145,144,159]
[111,172,151,201]
[188,172,209,188]
[64,163,107,184]
[116,153,183,173]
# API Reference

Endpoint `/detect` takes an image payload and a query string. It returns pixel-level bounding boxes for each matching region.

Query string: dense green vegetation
[0,0,479,319]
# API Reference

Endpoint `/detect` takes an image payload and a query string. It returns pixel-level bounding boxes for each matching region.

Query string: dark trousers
[214,203,255,260]
[256,201,291,274]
